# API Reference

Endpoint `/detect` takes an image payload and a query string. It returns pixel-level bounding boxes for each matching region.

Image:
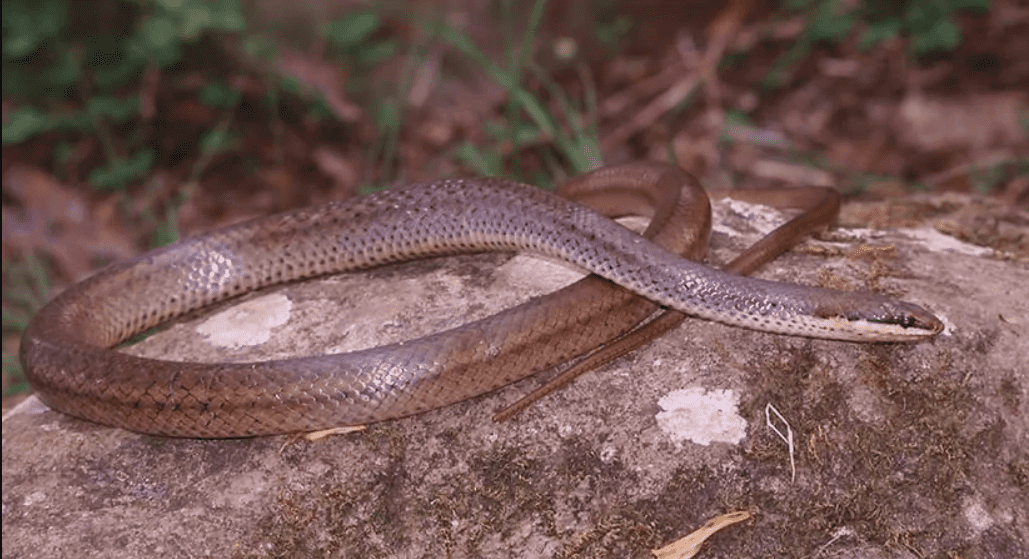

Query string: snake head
[814,295,945,342]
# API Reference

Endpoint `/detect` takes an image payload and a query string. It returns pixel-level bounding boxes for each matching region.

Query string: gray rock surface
[3,193,1027,559]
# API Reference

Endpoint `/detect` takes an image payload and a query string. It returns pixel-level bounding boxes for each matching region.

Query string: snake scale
[21,163,943,437]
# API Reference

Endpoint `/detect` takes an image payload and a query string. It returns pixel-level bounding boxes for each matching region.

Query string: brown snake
[21,162,943,437]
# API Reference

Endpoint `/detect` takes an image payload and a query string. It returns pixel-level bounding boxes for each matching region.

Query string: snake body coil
[21,164,942,437]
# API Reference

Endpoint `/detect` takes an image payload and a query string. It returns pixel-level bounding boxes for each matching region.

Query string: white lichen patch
[196,293,292,348]
[903,227,993,257]
[656,387,748,446]
[494,254,587,292]
[962,495,995,533]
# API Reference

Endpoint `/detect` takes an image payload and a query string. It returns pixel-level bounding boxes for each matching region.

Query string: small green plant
[968,158,1029,195]
[325,10,398,70]
[2,254,52,396]
[764,0,991,87]
[425,0,602,186]
[3,0,245,190]
[857,0,991,55]
[321,9,405,186]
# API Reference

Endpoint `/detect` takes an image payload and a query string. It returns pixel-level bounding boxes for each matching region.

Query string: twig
[765,402,796,483]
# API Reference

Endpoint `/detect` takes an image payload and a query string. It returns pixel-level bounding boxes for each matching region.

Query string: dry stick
[599,75,703,154]
[600,63,686,119]
[493,187,840,422]
[599,12,735,155]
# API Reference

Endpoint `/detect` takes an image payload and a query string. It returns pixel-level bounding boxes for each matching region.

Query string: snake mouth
[868,312,944,334]
[813,298,945,341]
[859,315,945,338]
[866,300,945,335]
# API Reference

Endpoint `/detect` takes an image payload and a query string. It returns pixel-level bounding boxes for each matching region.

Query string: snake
[20,162,943,437]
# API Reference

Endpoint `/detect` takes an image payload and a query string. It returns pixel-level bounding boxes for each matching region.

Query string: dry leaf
[652,511,752,559]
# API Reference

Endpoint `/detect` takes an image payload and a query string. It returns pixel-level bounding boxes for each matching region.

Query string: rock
[4,194,1027,558]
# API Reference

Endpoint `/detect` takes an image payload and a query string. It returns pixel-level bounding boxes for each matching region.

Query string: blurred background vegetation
[3,0,1026,400]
